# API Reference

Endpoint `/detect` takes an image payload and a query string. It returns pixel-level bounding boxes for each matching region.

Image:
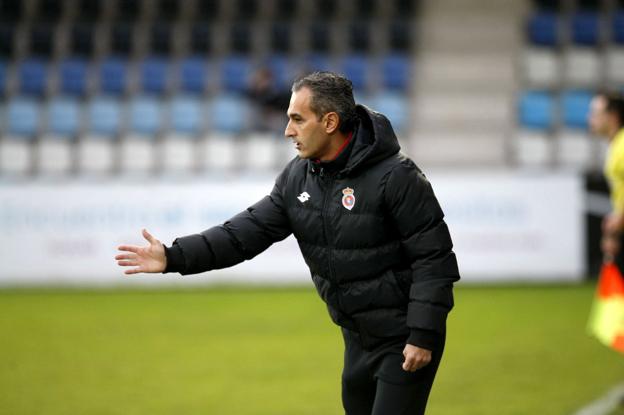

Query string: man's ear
[324,112,340,134]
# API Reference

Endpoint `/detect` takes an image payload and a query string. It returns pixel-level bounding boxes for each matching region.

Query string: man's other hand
[402,344,432,372]
[115,229,167,275]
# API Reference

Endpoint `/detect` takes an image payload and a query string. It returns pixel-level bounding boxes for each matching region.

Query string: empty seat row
[0,0,419,23]
[532,0,624,12]
[518,89,595,130]
[0,132,292,176]
[522,46,624,87]
[0,91,409,138]
[514,128,604,169]
[0,19,413,59]
[527,10,624,46]
[1,95,250,136]
[0,54,411,97]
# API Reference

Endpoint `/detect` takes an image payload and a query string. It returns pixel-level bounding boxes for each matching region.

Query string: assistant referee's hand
[402,344,432,372]
[115,229,167,275]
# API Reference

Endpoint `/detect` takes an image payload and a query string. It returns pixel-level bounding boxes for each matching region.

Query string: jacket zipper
[321,169,336,282]
[322,171,348,325]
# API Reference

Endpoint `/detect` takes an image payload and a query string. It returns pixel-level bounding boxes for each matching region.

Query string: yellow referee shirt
[605,128,624,213]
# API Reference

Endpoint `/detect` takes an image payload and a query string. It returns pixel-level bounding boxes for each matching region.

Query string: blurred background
[1,0,619,285]
[1,0,624,414]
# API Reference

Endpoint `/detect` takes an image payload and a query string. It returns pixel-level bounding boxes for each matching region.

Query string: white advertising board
[0,171,584,285]
[429,171,584,282]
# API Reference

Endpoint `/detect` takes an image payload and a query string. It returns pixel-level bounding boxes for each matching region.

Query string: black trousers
[341,329,445,415]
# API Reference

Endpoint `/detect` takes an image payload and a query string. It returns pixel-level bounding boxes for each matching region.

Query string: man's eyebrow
[288,112,303,119]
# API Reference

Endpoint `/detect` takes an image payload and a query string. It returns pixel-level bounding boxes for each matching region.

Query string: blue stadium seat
[380,54,410,90]
[561,90,593,129]
[340,55,371,92]
[169,96,203,134]
[371,92,408,133]
[266,55,297,89]
[128,96,162,135]
[613,11,624,44]
[140,57,169,95]
[571,12,601,45]
[210,93,250,133]
[18,58,47,96]
[220,55,252,93]
[178,57,207,94]
[518,90,555,130]
[47,97,80,136]
[58,58,89,96]
[527,12,559,46]
[99,57,128,95]
[6,97,40,137]
[88,97,122,136]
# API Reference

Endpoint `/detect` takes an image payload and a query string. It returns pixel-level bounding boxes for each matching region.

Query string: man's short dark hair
[292,71,358,133]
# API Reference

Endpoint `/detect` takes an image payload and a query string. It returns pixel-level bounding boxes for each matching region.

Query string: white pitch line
[573,383,624,415]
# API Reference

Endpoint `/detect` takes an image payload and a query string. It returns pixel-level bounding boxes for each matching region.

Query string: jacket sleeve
[163,171,292,275]
[383,159,460,350]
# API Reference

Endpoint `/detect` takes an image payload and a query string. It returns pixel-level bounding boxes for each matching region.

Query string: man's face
[285,87,332,160]
[589,96,610,136]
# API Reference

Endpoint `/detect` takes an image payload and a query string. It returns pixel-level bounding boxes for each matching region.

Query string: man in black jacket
[116,72,460,415]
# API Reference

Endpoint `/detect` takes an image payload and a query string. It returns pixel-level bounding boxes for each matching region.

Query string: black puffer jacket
[165,105,460,350]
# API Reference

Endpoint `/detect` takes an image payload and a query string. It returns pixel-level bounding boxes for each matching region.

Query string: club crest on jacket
[342,187,355,210]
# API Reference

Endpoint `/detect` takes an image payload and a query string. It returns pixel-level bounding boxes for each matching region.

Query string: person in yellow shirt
[589,92,624,264]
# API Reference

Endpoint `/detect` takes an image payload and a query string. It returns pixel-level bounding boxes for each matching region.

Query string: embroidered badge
[341,187,355,211]
[297,191,310,203]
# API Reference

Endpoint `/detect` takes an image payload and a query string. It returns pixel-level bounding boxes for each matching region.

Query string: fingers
[117,260,139,267]
[142,228,157,244]
[117,245,140,254]
[115,253,136,261]
[402,352,432,372]
[124,268,143,275]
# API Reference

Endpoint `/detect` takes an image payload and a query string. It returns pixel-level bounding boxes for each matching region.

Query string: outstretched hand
[115,229,167,275]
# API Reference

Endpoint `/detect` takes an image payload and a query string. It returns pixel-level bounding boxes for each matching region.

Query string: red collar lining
[314,131,353,163]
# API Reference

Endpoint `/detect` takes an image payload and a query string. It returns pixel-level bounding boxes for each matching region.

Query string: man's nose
[284,121,294,138]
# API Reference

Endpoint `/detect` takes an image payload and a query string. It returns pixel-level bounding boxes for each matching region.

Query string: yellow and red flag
[588,262,624,353]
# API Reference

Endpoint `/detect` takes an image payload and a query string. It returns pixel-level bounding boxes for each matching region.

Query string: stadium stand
[514,0,624,169]
[0,0,417,177]
[57,58,89,96]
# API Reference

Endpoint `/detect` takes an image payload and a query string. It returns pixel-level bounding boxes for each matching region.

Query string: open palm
[115,229,166,275]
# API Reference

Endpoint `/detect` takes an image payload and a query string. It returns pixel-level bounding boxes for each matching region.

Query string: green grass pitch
[0,283,623,415]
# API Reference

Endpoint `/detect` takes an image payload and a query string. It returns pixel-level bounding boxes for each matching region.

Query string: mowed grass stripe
[0,284,622,415]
